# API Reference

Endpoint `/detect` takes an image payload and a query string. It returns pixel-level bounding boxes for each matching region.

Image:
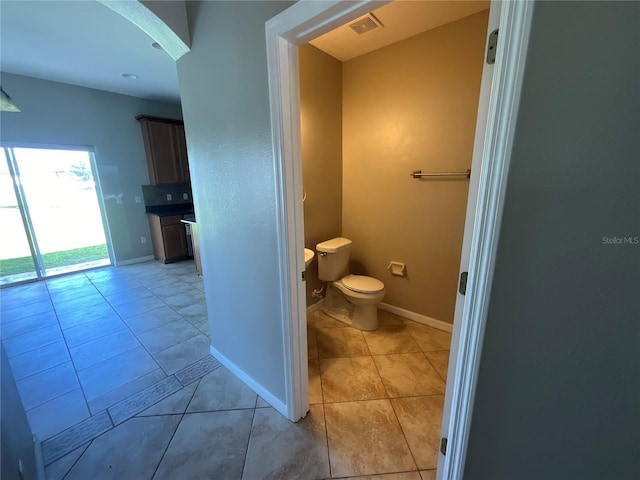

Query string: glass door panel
[12,148,110,277]
[0,152,38,285]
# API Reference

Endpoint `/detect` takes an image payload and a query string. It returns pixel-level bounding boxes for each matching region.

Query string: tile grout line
[150,411,185,480]
[58,440,92,480]
[53,289,96,427]
[41,354,214,463]
[15,280,93,436]
[388,396,421,475]
[239,400,258,480]
[149,376,202,480]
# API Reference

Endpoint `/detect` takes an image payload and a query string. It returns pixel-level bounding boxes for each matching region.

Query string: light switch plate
[166,194,172,201]
[134,195,142,204]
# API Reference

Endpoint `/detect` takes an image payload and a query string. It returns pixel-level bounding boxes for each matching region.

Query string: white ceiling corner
[0,0,181,103]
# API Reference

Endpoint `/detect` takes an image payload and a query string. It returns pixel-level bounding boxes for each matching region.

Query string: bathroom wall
[299,44,343,305]
[342,10,488,323]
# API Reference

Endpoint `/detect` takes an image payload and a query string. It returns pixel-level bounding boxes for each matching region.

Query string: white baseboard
[379,302,453,333]
[209,345,288,417]
[114,255,154,267]
[306,298,325,314]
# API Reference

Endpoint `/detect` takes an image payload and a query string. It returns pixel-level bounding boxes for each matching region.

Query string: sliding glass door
[0,146,112,285]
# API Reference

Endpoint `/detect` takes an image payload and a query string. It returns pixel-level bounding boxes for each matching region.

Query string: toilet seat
[341,274,384,294]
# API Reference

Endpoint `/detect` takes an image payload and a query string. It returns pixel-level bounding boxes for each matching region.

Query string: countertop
[145,204,194,217]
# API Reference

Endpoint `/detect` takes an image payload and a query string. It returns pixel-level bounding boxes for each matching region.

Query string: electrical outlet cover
[166,194,172,201]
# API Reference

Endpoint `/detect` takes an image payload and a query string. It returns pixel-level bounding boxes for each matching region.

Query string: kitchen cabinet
[137,115,190,185]
[148,214,189,263]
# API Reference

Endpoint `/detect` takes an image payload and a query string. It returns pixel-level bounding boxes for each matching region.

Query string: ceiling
[311,1,490,61]
[0,1,489,104]
[0,0,180,103]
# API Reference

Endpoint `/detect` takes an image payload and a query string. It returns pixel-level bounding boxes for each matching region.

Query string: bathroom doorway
[266,0,533,477]
[298,3,488,477]
[0,146,112,286]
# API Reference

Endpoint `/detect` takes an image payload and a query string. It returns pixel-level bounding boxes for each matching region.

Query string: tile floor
[0,260,451,480]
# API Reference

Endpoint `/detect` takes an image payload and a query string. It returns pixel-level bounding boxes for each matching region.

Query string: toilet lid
[342,275,384,293]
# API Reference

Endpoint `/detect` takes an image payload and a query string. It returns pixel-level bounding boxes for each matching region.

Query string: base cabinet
[148,215,189,263]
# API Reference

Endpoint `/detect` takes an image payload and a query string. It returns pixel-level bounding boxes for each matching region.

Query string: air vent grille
[349,15,381,35]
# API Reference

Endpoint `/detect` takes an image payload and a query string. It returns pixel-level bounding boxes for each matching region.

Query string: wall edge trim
[379,302,452,333]
[114,255,154,267]
[209,345,288,417]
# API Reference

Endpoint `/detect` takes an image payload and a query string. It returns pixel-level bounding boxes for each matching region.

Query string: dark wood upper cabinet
[137,115,190,185]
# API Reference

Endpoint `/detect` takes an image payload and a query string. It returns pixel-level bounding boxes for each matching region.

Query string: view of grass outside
[1,148,110,284]
[0,245,109,276]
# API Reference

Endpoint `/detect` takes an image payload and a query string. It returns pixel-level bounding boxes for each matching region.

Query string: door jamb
[265,1,534,477]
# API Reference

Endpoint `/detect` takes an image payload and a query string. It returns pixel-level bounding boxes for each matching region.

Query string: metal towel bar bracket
[410,169,471,179]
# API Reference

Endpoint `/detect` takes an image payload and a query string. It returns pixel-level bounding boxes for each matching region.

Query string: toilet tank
[316,237,352,281]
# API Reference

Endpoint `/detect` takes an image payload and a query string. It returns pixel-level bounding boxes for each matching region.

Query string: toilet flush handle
[319,252,327,257]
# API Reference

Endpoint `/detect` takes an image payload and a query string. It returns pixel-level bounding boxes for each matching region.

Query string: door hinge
[459,272,468,295]
[301,271,306,282]
[440,437,447,456]
[486,29,499,64]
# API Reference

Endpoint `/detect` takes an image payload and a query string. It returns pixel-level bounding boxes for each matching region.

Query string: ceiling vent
[348,13,383,35]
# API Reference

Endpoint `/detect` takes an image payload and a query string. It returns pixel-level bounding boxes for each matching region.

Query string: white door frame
[266,0,533,476]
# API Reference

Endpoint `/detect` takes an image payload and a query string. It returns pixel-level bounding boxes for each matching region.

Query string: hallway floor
[0,261,451,480]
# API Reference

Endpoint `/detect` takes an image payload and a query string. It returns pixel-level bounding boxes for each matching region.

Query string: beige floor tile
[373,353,445,397]
[242,405,329,480]
[308,310,349,329]
[404,322,451,352]
[307,326,318,360]
[186,367,257,412]
[420,470,437,480]
[309,357,323,404]
[154,410,253,479]
[334,473,421,480]
[425,350,450,381]
[363,325,422,355]
[391,396,444,470]
[377,310,405,326]
[320,357,387,403]
[325,400,416,477]
[316,327,370,359]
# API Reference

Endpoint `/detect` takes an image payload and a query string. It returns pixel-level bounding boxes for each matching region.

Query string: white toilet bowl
[326,274,385,331]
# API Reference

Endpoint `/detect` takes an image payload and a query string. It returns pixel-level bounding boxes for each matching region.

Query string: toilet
[316,237,385,331]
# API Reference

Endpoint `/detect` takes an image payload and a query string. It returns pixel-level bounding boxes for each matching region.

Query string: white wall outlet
[134,195,142,204]
[140,236,147,244]
[166,194,172,201]
[182,193,189,200]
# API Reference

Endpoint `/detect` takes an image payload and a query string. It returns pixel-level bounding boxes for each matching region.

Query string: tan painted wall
[342,11,488,323]
[299,44,343,305]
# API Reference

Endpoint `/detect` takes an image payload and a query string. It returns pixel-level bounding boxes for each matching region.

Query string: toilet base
[323,285,380,331]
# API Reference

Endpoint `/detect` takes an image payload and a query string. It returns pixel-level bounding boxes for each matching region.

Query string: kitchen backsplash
[142,183,192,206]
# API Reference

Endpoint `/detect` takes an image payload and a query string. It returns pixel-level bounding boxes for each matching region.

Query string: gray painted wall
[1,347,38,480]
[176,1,293,403]
[464,2,640,478]
[0,73,182,264]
